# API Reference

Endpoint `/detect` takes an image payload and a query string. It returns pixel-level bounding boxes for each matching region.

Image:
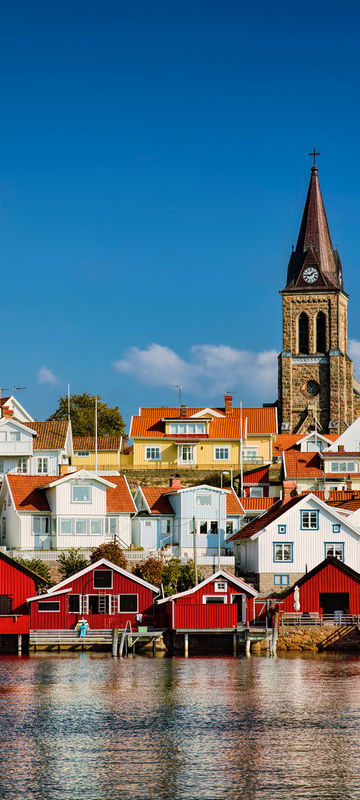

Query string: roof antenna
[12,386,27,395]
[171,384,182,406]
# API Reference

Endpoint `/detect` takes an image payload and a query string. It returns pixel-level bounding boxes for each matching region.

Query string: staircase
[318,625,358,651]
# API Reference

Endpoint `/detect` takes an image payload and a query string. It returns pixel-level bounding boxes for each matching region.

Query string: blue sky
[2,0,360,431]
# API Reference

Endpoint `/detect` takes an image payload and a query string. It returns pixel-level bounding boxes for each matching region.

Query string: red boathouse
[27,558,160,630]
[280,556,360,618]
[0,551,48,652]
[157,569,258,654]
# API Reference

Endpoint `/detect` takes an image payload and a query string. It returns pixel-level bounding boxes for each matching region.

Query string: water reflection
[0,654,360,799]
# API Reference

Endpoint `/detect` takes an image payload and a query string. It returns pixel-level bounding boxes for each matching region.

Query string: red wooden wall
[30,564,158,629]
[282,562,360,614]
[158,575,255,630]
[0,558,41,635]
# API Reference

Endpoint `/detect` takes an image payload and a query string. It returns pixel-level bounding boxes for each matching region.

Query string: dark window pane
[68,595,80,614]
[298,313,309,354]
[119,595,138,613]
[0,596,12,614]
[38,601,60,612]
[316,312,326,353]
[93,569,112,588]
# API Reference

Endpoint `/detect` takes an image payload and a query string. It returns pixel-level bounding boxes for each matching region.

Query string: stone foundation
[251,625,360,653]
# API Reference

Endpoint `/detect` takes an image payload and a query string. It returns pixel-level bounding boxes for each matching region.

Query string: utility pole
[95,396,98,471]
[192,515,198,585]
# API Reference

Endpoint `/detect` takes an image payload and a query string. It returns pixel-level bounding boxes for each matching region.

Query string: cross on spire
[308,147,320,167]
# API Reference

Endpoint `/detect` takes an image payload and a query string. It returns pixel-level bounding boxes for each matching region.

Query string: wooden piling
[233,631,237,657]
[245,630,251,656]
[112,628,119,657]
[17,634,22,656]
[184,633,189,657]
[152,637,156,657]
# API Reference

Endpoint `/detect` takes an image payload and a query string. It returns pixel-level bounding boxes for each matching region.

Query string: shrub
[58,548,89,579]
[90,542,126,569]
[15,557,52,584]
[134,557,164,587]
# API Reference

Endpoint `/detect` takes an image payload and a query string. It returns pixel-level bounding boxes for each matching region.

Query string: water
[0,653,360,800]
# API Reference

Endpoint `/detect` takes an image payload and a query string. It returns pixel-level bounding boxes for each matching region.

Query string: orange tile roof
[139,486,175,515]
[273,433,338,456]
[131,406,277,438]
[24,420,68,450]
[243,466,270,485]
[240,496,278,510]
[225,490,244,515]
[7,474,135,514]
[284,449,324,478]
[7,475,52,511]
[301,490,360,501]
[73,436,120,451]
[228,496,303,541]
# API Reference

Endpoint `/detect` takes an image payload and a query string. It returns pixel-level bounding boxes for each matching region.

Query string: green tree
[162,558,183,595]
[15,558,52,584]
[90,542,126,569]
[177,559,199,593]
[48,392,126,437]
[134,557,164,587]
[58,548,89,579]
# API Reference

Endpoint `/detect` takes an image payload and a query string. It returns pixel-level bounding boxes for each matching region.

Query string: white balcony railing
[0,441,33,455]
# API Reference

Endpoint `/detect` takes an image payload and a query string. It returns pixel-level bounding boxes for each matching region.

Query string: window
[119,594,138,613]
[250,487,263,497]
[75,519,87,534]
[214,581,227,592]
[17,458,27,474]
[169,422,205,435]
[0,595,12,614]
[325,543,344,561]
[105,517,118,535]
[0,459,4,474]
[332,524,341,534]
[301,510,319,529]
[37,457,48,474]
[0,432,6,442]
[199,521,208,534]
[90,519,102,535]
[61,519,72,534]
[145,446,161,461]
[203,595,227,604]
[278,524,287,534]
[214,447,229,460]
[68,595,80,613]
[316,311,327,353]
[144,520,152,527]
[298,312,309,354]
[9,432,20,442]
[243,449,258,462]
[226,520,234,537]
[196,493,212,507]
[179,445,195,463]
[93,569,113,589]
[72,485,91,502]
[38,601,60,612]
[210,521,218,534]
[273,542,293,562]
[160,519,171,535]
[33,516,49,534]
[331,461,356,472]
[274,575,290,586]
[76,451,90,457]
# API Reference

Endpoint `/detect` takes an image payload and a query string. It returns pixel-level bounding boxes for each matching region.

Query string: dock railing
[280,612,360,626]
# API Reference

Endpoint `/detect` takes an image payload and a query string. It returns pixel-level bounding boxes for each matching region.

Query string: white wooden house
[0,418,73,479]
[227,491,360,592]
[0,469,136,551]
[132,476,243,564]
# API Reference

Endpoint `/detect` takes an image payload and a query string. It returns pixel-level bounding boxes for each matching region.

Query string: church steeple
[285,164,343,292]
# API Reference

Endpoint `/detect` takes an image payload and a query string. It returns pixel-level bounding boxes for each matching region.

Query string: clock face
[303,267,319,284]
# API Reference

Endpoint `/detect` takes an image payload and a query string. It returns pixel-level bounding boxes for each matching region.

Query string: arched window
[316,312,326,353]
[298,313,309,354]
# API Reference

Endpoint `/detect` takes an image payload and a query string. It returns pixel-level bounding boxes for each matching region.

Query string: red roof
[74,436,121,451]
[273,433,338,456]
[240,496,278,510]
[7,474,135,514]
[139,486,175,515]
[243,466,270,485]
[24,420,68,450]
[131,406,277,438]
[284,450,324,478]
[228,496,303,541]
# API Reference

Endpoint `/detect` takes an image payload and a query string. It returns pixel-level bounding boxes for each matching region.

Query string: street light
[220,471,230,488]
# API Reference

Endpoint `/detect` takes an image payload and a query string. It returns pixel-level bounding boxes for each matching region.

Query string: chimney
[169,475,182,490]
[224,394,232,416]
[346,476,352,491]
[2,408,13,417]
[282,480,297,503]
[179,404,187,419]
[338,445,345,452]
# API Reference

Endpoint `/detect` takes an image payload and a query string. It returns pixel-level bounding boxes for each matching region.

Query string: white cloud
[37,366,57,385]
[114,343,277,400]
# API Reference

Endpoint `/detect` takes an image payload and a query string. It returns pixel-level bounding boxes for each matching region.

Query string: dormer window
[168,422,206,435]
[72,484,91,503]
[214,581,227,592]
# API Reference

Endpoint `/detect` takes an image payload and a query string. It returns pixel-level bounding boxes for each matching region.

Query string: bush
[177,559,200,593]
[15,557,52,584]
[58,548,89,579]
[90,542,126,569]
[134,557,164,587]
[162,558,183,595]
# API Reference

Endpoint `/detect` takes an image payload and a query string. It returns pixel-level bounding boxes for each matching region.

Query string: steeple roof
[284,166,343,291]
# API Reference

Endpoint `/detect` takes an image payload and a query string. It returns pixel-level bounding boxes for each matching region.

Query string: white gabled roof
[189,408,225,418]
[45,558,160,594]
[296,431,334,447]
[0,417,37,436]
[157,569,258,604]
[27,588,72,603]
[42,469,117,490]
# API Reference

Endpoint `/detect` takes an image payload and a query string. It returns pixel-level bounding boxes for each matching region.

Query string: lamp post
[220,471,230,488]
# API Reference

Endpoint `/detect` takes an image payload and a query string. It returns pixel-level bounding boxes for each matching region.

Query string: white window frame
[118,594,139,613]
[214,446,230,461]
[60,518,72,535]
[249,487,264,497]
[38,600,60,612]
[76,451,90,457]
[93,569,113,590]
[202,594,227,604]
[72,484,91,503]
[105,517,118,535]
[195,493,212,507]
[145,446,161,461]
[214,581,227,592]
[90,518,102,535]
[178,444,196,465]
[37,457,49,474]
[75,519,87,535]
[17,458,28,474]
[9,432,20,443]
[32,516,49,534]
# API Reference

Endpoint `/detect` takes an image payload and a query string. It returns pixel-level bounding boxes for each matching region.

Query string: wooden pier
[29,628,164,654]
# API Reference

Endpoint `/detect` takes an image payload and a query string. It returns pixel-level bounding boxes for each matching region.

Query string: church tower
[278,156,357,434]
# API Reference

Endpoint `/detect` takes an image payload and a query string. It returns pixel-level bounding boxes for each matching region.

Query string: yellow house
[72,436,122,473]
[129,395,277,470]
